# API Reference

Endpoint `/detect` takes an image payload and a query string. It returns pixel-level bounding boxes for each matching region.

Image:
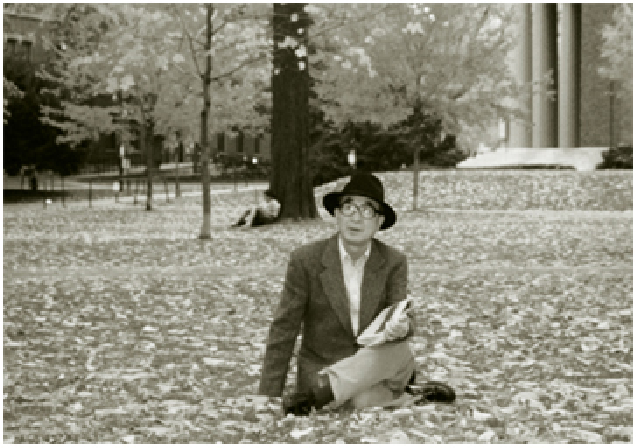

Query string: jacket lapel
[359,239,386,333]
[320,235,354,336]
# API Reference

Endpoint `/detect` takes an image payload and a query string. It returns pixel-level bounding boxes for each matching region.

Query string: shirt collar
[338,235,372,265]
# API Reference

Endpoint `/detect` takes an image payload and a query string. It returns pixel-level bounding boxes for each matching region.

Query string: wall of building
[3,12,55,65]
[211,132,272,163]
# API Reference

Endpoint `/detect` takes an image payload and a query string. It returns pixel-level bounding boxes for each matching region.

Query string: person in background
[232,188,280,228]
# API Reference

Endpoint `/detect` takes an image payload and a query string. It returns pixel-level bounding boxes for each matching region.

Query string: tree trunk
[175,139,182,198]
[412,95,423,212]
[175,160,180,198]
[141,105,153,211]
[412,146,420,211]
[271,3,317,220]
[199,4,213,239]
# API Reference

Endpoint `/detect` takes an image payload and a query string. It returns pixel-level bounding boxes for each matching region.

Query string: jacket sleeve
[387,252,416,339]
[258,250,308,397]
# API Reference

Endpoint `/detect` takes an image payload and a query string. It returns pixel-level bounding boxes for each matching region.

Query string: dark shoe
[311,373,334,409]
[283,392,314,416]
[407,381,456,404]
[283,374,334,416]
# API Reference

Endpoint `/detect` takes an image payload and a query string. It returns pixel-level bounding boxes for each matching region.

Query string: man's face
[335,195,384,244]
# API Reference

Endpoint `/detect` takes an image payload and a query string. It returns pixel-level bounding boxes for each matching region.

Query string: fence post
[89,180,92,208]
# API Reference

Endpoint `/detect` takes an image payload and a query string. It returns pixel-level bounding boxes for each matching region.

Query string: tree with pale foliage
[599,3,633,93]
[311,3,529,209]
[37,3,270,228]
[40,4,180,210]
[3,78,23,125]
[598,3,633,147]
[154,4,270,140]
[156,3,271,237]
[37,5,126,145]
[2,5,25,124]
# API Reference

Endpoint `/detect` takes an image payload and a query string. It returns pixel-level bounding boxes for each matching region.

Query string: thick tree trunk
[271,3,317,220]
[199,4,213,239]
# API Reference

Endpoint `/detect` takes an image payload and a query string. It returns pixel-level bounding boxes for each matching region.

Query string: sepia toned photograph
[3,3,632,443]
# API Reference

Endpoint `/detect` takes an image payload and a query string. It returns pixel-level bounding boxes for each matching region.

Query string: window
[4,38,33,61]
[6,38,17,55]
[217,133,225,153]
[237,132,244,153]
[21,41,32,61]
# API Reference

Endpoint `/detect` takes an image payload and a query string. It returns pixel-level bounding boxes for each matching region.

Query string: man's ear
[378,215,385,229]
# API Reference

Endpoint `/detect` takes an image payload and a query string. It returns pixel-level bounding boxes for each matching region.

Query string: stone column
[532,3,558,148]
[559,4,582,148]
[509,4,533,148]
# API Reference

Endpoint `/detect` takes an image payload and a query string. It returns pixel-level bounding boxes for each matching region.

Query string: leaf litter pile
[3,170,632,443]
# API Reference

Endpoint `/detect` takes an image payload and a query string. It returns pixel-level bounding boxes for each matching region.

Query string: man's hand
[385,312,410,341]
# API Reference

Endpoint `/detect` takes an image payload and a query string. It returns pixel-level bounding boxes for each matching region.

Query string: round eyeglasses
[340,202,381,219]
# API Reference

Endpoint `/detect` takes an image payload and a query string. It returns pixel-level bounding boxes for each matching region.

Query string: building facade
[3,11,56,65]
[508,3,632,150]
[211,132,272,165]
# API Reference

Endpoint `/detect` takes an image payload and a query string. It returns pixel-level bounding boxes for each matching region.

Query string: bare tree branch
[210,53,266,83]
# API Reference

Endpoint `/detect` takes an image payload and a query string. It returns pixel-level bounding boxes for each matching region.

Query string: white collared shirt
[338,236,372,336]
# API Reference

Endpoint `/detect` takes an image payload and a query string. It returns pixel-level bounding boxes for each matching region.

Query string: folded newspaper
[356,298,413,347]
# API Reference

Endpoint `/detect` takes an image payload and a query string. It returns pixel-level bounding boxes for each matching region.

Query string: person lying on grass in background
[258,172,455,415]
[231,189,280,228]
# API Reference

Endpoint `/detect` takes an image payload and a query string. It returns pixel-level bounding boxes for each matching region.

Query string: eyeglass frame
[338,198,382,220]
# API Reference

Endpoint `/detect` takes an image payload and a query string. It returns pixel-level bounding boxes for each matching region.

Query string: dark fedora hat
[322,172,396,230]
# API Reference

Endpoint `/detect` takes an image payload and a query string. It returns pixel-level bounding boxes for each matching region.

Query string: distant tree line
[3,46,463,183]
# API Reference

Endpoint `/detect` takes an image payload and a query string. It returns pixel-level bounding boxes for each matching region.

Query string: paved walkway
[93,182,268,205]
[3,173,269,208]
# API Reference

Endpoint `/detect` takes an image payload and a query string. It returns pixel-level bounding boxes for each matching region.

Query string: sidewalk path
[3,174,269,208]
[3,174,268,192]
[94,182,268,205]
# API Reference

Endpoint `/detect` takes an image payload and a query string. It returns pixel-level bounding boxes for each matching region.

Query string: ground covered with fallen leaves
[3,170,633,443]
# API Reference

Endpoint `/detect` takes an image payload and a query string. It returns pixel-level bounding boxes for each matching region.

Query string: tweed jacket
[258,234,413,397]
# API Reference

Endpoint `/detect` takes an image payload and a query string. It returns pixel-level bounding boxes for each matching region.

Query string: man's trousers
[321,340,416,409]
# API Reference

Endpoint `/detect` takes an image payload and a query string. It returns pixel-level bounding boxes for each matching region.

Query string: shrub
[308,119,466,187]
[597,145,633,169]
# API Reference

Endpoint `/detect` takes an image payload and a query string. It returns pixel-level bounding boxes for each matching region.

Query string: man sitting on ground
[258,172,455,415]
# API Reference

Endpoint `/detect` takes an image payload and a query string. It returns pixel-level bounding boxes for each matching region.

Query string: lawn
[3,170,633,443]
